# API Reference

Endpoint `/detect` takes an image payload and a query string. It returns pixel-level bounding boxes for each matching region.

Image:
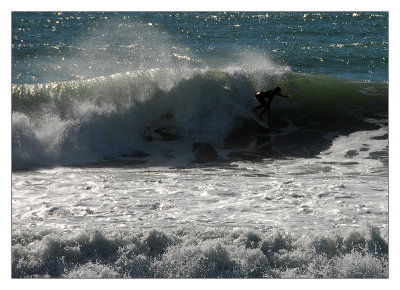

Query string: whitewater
[11,12,388,278]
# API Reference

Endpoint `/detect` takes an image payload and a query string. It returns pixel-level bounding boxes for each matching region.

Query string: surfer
[252,87,290,118]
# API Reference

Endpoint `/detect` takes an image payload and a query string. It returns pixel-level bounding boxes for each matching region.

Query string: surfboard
[250,110,269,128]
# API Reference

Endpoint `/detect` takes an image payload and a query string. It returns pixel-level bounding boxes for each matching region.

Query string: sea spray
[12,226,388,278]
[12,64,289,169]
[12,70,387,169]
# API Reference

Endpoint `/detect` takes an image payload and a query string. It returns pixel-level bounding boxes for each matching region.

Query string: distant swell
[12,68,387,169]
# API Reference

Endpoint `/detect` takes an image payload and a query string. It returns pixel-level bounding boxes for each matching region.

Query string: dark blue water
[12,12,388,84]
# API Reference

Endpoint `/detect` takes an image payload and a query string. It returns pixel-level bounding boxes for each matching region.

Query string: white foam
[12,63,289,169]
[319,126,388,172]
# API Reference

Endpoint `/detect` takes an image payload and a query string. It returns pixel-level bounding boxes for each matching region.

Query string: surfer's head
[274,87,282,93]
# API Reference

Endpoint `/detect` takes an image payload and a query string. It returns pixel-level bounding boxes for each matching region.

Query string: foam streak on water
[12,124,388,233]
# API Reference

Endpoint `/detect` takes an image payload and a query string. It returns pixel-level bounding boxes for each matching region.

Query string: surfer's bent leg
[258,103,271,118]
[253,95,267,112]
[259,107,268,118]
[252,104,264,112]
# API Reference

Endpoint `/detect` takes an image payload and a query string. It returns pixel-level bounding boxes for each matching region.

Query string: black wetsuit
[255,90,275,114]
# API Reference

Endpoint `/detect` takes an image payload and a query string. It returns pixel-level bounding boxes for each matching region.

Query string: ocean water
[11,12,388,278]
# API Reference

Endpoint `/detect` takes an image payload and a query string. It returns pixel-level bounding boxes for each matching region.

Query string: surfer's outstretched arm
[278,92,290,99]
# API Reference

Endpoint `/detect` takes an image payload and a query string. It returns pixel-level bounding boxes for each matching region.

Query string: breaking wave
[12,66,387,169]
